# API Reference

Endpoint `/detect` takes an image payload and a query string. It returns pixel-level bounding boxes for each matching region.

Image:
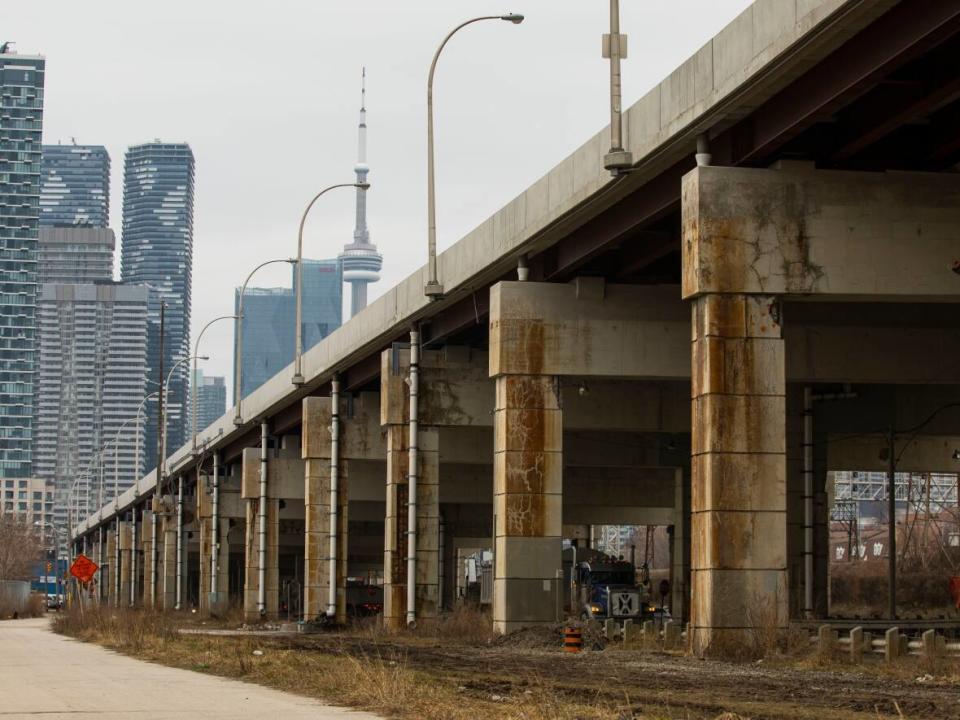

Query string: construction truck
[567,547,660,621]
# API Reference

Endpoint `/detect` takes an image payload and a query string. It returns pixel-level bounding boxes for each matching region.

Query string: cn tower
[339,68,382,317]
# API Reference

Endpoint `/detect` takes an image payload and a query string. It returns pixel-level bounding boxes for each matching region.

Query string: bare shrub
[0,515,43,581]
[745,593,781,658]
[53,605,178,653]
[429,604,495,645]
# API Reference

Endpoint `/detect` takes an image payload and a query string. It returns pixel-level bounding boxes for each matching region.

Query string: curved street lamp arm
[293,183,366,384]
[235,258,297,410]
[192,315,237,451]
[425,14,524,296]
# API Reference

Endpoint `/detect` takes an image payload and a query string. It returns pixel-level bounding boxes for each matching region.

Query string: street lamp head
[501,13,524,24]
[198,355,210,361]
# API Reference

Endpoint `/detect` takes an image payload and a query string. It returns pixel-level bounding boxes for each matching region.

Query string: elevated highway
[74,0,960,655]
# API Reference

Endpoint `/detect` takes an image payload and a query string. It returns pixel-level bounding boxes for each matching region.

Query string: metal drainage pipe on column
[803,385,856,619]
[130,510,138,607]
[175,475,184,610]
[150,507,158,608]
[802,387,814,620]
[406,326,420,628]
[98,526,105,602]
[327,374,341,619]
[258,420,269,616]
[114,519,121,606]
[211,450,220,600]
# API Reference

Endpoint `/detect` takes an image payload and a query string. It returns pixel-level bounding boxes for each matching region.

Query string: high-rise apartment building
[191,369,225,435]
[34,283,149,524]
[39,144,110,228]
[120,142,194,472]
[37,227,115,284]
[0,47,45,479]
[234,259,342,399]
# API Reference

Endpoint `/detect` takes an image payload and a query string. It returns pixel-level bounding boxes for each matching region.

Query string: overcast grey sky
[12,0,752,399]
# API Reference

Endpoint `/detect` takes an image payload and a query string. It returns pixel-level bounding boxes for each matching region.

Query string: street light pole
[234,258,297,424]
[423,12,525,300]
[133,392,158,498]
[192,315,237,453]
[292,184,368,386]
[602,0,633,174]
[161,355,208,482]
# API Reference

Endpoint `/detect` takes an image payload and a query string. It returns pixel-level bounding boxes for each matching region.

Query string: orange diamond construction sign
[69,554,99,584]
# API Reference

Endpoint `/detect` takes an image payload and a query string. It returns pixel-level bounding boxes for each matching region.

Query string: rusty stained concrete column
[118,521,132,608]
[161,514,177,611]
[302,456,349,622]
[302,393,383,623]
[243,496,279,621]
[493,375,562,633]
[106,524,118,607]
[380,347,489,628]
[196,474,212,614]
[688,293,787,655]
[241,448,281,622]
[141,509,154,608]
[382,425,439,628]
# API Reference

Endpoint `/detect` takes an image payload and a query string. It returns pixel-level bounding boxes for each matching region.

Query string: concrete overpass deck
[73,0,960,655]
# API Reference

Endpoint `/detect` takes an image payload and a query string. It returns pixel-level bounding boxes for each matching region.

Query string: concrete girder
[381,346,492,428]
[682,163,960,301]
[491,281,960,385]
[828,434,960,473]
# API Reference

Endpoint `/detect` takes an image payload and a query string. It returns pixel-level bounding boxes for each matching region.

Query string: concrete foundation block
[885,628,900,663]
[664,620,680,649]
[818,625,838,659]
[849,626,864,663]
[921,629,945,660]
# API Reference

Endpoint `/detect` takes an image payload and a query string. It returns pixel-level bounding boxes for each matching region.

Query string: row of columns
[77,162,958,656]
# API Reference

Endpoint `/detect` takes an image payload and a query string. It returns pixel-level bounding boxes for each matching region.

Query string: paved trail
[0,617,379,719]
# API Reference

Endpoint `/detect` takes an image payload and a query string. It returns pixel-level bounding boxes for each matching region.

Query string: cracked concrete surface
[0,617,379,719]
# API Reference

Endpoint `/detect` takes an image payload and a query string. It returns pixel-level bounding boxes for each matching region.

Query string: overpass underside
[88,163,960,657]
[79,0,960,657]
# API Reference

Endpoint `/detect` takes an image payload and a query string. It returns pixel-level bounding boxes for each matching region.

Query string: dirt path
[255,633,960,719]
[0,618,380,719]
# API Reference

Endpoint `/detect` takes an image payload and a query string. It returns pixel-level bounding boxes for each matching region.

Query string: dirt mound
[491,623,564,649]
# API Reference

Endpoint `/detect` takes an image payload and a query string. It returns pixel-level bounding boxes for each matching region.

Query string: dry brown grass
[52,606,636,719]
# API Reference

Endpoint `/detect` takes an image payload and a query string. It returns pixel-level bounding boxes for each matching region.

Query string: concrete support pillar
[303,457,349,622]
[689,294,787,655]
[492,375,562,634]
[382,425,439,627]
[302,393,382,624]
[142,510,155,608]
[119,522,132,608]
[215,521,229,604]
[243,497,279,621]
[106,526,118,607]
[671,471,688,622]
[197,512,212,614]
[162,516,177,611]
